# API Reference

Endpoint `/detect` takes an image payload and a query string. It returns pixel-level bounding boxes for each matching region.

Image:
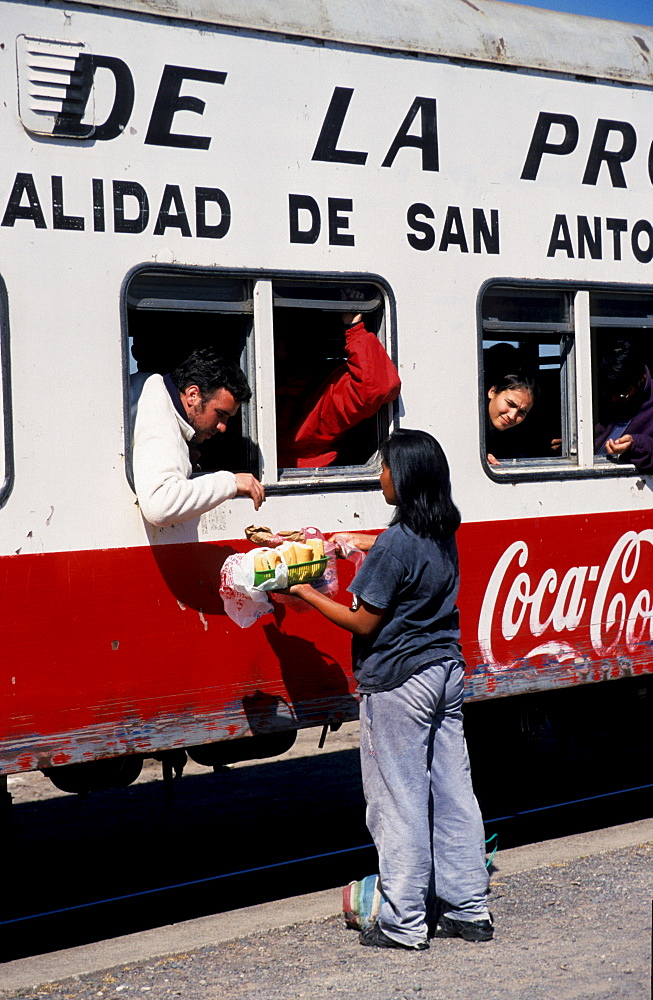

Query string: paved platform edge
[2,817,652,992]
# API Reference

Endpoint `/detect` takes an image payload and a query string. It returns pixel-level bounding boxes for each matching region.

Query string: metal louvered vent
[16,35,95,138]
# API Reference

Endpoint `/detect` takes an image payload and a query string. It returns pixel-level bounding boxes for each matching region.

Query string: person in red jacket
[276,293,401,469]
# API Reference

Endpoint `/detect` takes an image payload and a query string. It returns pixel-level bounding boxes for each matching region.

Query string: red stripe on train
[2,509,652,772]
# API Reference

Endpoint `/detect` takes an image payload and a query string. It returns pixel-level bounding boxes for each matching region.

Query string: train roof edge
[50,0,653,88]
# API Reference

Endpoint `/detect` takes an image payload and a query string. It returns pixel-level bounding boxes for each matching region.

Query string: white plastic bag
[219,552,274,628]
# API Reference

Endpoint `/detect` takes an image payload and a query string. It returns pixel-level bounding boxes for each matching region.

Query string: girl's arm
[288,584,384,636]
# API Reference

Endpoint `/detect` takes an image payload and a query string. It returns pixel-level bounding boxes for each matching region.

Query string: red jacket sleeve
[291,322,401,464]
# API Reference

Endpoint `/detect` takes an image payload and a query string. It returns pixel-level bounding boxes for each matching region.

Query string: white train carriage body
[0,0,652,775]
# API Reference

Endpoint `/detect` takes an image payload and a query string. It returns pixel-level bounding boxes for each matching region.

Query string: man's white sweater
[133,374,237,527]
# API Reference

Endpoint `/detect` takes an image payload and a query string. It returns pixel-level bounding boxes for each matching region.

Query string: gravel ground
[3,842,651,1000]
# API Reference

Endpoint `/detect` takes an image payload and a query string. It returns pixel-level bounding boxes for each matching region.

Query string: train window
[124,269,397,490]
[481,287,575,470]
[270,280,395,481]
[126,271,256,478]
[590,291,653,472]
[0,277,11,506]
[481,283,653,478]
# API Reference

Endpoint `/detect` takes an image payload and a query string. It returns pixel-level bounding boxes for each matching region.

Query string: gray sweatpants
[359,659,490,948]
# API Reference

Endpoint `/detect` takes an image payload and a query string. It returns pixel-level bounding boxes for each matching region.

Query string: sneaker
[433,913,494,942]
[360,922,429,951]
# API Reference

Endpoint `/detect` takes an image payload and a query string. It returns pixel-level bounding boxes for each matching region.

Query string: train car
[1,0,652,795]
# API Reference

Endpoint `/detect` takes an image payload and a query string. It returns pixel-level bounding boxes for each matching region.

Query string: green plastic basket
[254,556,328,588]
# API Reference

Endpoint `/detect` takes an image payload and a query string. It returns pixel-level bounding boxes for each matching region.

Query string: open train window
[271,280,394,480]
[124,268,396,490]
[590,292,653,471]
[481,286,575,470]
[480,282,653,479]
[126,271,255,478]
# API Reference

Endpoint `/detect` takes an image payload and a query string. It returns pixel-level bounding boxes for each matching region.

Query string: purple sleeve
[627,433,653,472]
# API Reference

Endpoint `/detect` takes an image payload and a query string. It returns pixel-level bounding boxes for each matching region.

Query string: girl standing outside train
[287,429,492,951]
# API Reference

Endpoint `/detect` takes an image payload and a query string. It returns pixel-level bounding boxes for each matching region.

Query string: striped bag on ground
[342,874,386,930]
[343,837,497,931]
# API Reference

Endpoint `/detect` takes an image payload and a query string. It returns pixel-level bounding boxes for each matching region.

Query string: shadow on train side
[146,540,238,617]
[145,538,360,726]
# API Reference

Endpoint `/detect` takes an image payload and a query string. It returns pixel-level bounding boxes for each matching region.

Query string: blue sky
[502,0,653,27]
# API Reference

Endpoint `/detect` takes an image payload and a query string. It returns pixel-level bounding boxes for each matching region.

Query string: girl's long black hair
[381,429,461,541]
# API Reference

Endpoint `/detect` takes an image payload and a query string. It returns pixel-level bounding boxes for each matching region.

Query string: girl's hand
[329,531,376,556]
[271,583,310,598]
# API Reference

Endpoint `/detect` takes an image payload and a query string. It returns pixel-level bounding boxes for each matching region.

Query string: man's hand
[235,473,265,510]
[605,434,633,458]
[487,453,500,466]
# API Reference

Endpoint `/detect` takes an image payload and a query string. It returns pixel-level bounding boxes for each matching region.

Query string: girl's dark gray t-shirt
[347,523,462,693]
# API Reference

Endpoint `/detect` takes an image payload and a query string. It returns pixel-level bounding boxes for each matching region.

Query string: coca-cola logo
[478,530,653,666]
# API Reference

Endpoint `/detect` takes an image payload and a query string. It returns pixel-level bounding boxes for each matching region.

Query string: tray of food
[253,538,326,588]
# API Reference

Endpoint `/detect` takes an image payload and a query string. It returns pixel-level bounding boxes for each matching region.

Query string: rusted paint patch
[465,652,653,701]
[0,693,359,776]
[2,658,650,773]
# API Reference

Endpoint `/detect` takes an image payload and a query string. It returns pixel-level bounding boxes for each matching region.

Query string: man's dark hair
[381,428,461,541]
[170,348,252,404]
[598,338,646,396]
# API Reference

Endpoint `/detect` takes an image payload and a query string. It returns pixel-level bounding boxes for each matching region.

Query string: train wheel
[42,754,144,794]
[187,730,297,767]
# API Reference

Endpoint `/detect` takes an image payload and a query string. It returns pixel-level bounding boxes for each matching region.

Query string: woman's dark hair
[170,347,251,404]
[484,344,539,401]
[490,371,539,401]
[380,429,461,540]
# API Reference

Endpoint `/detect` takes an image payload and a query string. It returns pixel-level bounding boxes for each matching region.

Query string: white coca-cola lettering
[478,529,653,665]
[589,529,653,656]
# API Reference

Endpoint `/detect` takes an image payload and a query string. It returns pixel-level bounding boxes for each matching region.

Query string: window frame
[122,264,398,495]
[478,278,653,483]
